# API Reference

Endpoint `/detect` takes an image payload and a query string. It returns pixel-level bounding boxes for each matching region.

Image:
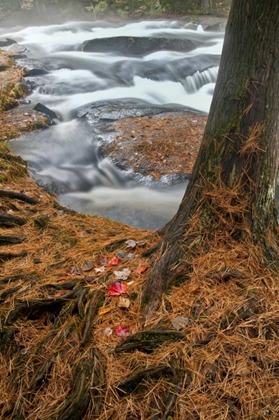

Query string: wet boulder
[82,36,196,56]
[16,58,50,77]
[199,17,227,32]
[34,103,59,120]
[0,38,16,48]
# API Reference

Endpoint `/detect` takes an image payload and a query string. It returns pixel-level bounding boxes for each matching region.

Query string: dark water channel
[2,20,224,229]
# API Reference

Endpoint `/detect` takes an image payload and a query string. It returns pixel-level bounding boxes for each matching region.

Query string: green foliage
[159,0,230,15]
[95,0,107,12]
[20,0,33,10]
[115,7,128,18]
[85,1,107,13]
[0,0,21,15]
[89,0,230,17]
[0,0,231,21]
[0,83,27,111]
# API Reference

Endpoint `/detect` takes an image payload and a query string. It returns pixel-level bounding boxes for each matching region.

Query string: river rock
[0,38,16,48]
[24,67,49,77]
[16,58,50,77]
[197,17,227,32]
[82,36,196,55]
[34,103,59,120]
[80,100,175,125]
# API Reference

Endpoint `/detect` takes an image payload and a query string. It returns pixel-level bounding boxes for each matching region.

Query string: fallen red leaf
[108,256,121,267]
[107,281,128,296]
[115,324,129,337]
[135,264,149,274]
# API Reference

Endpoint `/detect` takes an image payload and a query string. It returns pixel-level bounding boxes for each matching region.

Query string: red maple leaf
[107,281,128,296]
[115,324,130,337]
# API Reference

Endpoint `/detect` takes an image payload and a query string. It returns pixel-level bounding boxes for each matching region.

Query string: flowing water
[2,20,224,229]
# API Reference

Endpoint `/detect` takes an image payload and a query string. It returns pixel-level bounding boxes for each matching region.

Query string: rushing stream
[2,20,224,229]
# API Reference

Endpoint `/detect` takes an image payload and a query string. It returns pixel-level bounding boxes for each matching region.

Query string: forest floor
[1,48,279,420]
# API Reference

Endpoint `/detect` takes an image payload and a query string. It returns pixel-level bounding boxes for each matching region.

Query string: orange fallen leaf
[135,264,149,274]
[57,276,67,282]
[108,256,121,267]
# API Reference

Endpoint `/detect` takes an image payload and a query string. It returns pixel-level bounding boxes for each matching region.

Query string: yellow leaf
[98,306,113,316]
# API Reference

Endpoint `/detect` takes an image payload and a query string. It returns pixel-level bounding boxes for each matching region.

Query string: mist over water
[5,20,224,228]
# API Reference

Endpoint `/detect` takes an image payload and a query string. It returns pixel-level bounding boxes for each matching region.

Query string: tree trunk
[33,0,46,15]
[201,0,212,12]
[143,0,279,315]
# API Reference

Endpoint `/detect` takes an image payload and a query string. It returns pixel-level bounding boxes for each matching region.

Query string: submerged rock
[82,36,196,55]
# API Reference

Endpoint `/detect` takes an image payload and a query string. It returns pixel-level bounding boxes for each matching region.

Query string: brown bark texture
[144,0,279,313]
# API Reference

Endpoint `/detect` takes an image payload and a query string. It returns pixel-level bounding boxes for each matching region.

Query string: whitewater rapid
[3,20,224,228]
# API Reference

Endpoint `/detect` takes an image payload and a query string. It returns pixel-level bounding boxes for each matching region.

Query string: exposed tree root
[0,189,39,205]
[53,348,106,420]
[116,365,175,395]
[0,285,21,302]
[0,235,25,245]
[0,273,39,284]
[0,249,27,262]
[115,329,185,354]
[143,170,279,316]
[2,285,107,419]
[0,212,26,227]
[0,152,25,163]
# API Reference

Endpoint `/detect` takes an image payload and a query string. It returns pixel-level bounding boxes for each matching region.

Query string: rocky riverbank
[0,42,206,182]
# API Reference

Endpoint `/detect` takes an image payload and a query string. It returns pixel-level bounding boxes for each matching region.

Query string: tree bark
[143,0,279,314]
[201,0,212,12]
